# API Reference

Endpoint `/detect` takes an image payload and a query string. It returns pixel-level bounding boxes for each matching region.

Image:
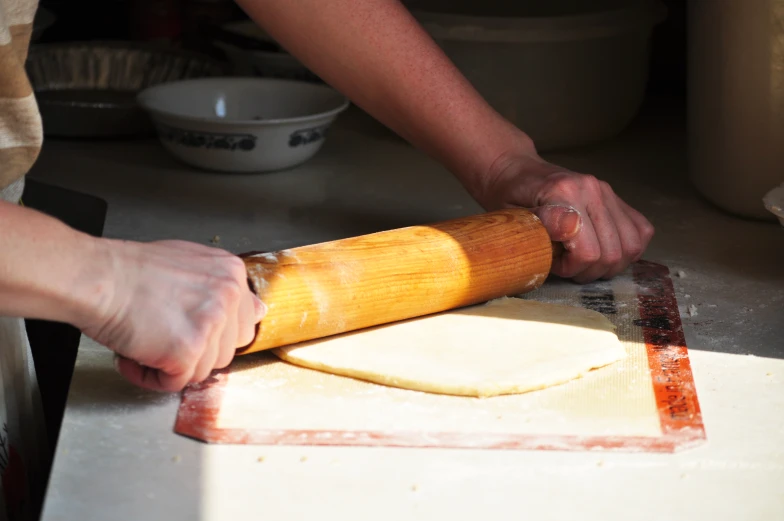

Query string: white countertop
[31,103,784,520]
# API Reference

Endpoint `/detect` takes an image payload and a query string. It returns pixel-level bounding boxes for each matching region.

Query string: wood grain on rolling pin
[240,209,552,354]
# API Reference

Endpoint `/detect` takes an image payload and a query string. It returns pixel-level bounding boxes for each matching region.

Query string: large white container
[689,0,784,220]
[409,0,666,151]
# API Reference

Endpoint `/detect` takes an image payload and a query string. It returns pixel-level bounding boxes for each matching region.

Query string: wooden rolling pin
[239,208,552,355]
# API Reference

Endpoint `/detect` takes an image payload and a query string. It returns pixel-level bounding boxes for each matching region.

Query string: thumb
[531,205,582,242]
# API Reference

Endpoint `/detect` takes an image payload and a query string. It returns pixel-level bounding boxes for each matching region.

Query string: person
[0,0,653,517]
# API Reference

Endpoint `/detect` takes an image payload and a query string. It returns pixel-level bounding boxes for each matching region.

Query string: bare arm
[236,0,655,282]
[234,0,523,198]
[0,200,106,324]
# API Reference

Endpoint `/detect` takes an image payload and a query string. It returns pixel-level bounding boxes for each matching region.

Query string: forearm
[236,0,533,197]
[0,200,110,326]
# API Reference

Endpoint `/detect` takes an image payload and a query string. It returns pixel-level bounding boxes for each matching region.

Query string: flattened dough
[272,297,626,398]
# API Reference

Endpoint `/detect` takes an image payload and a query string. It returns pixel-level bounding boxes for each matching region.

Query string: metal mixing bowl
[26,42,227,138]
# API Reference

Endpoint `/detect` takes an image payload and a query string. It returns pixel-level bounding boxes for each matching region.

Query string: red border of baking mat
[175,261,706,453]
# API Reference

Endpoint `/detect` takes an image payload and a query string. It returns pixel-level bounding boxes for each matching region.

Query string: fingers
[532,205,582,242]
[114,293,256,392]
[115,355,191,393]
[189,312,227,385]
[540,179,652,283]
[210,290,242,376]
[190,271,265,383]
[187,289,264,382]
[572,200,622,283]
[618,199,655,260]
[551,213,601,280]
[600,197,644,279]
[481,154,654,284]
[99,239,271,393]
[239,294,264,347]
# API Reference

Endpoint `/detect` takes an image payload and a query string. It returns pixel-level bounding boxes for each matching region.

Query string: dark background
[36,0,687,98]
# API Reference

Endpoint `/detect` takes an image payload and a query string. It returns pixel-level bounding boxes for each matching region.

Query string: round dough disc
[272,297,626,398]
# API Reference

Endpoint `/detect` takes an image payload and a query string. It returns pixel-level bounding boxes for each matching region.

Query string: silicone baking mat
[175,261,706,453]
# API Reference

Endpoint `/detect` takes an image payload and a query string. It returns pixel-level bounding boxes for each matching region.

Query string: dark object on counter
[22,179,107,517]
[26,42,227,138]
[128,0,183,46]
[181,0,244,55]
[31,6,57,42]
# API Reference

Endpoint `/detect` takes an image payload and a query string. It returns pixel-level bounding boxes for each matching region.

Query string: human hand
[77,239,265,392]
[476,151,654,283]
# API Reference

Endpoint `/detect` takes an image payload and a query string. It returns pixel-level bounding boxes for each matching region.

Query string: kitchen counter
[32,102,784,521]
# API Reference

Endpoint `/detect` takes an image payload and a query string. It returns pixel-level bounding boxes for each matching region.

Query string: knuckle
[191,368,212,385]
[604,249,623,267]
[201,277,241,314]
[177,310,214,342]
[542,173,579,199]
[215,349,236,370]
[221,256,248,280]
[623,236,644,259]
[552,263,578,279]
[170,334,203,362]
[641,222,656,242]
[194,308,223,339]
[625,243,644,261]
[576,246,601,265]
[161,375,189,393]
[217,276,242,301]
[237,324,257,348]
[207,269,246,302]
[579,174,603,195]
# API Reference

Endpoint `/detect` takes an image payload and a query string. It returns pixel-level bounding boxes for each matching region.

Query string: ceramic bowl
[137,77,349,172]
[763,183,784,227]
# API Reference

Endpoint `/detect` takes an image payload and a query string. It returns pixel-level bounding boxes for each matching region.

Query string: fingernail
[113,355,122,373]
[556,208,582,236]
